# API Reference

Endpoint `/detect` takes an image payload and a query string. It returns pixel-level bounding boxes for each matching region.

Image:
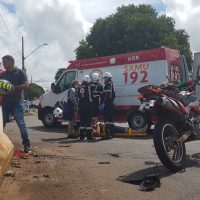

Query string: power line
[0,10,22,54]
[31,79,53,83]
[31,79,51,82]
[12,50,22,56]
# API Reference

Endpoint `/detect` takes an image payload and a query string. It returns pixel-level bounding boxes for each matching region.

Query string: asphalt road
[1,113,200,200]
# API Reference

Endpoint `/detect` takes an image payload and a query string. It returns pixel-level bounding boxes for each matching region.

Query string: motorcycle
[137,84,200,171]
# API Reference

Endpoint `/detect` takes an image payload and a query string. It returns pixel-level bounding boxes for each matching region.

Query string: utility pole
[21,37,47,100]
[22,36,26,73]
[21,36,47,73]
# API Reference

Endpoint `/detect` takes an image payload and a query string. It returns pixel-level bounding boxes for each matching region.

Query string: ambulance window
[56,71,76,93]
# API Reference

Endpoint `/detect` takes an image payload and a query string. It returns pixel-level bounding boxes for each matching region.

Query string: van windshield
[56,71,76,93]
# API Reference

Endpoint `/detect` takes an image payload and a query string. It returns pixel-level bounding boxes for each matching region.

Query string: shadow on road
[40,133,151,144]
[114,135,152,140]
[29,125,67,133]
[41,137,68,142]
[117,165,170,185]
[185,153,200,168]
[29,125,153,140]
[41,137,104,144]
[118,153,200,187]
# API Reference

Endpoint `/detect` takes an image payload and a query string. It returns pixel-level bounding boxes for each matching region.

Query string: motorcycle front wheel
[153,121,186,171]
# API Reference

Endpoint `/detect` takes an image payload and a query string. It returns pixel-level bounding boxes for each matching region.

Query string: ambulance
[38,47,190,128]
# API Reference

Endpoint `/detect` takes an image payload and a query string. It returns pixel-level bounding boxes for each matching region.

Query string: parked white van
[38,47,189,127]
[23,100,30,112]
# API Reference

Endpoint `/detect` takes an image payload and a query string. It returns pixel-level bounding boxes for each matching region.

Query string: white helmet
[53,107,63,118]
[91,72,100,82]
[82,75,91,83]
[103,72,112,79]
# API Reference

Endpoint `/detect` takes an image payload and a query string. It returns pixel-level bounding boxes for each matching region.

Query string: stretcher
[93,123,148,137]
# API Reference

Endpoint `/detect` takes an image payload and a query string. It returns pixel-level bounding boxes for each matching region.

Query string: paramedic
[90,72,103,135]
[77,75,94,140]
[67,79,80,138]
[101,72,115,140]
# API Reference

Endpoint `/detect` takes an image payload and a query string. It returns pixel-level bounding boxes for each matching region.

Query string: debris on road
[43,174,50,178]
[11,161,21,168]
[33,152,39,157]
[14,149,33,159]
[139,173,160,191]
[58,144,71,147]
[98,162,110,164]
[119,165,161,191]
[34,160,41,164]
[108,153,120,157]
[4,170,15,177]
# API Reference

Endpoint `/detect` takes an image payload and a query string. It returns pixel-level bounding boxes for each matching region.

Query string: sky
[0,0,199,89]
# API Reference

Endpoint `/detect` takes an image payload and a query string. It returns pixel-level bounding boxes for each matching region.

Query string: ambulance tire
[128,111,151,133]
[42,109,60,127]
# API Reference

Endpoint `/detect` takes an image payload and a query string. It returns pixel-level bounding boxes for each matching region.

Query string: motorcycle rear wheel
[153,121,186,171]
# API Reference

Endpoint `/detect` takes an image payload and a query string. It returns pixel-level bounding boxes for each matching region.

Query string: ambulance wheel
[42,109,58,127]
[128,111,150,131]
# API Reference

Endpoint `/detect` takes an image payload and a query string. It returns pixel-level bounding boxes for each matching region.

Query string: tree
[75,4,192,70]
[24,83,45,100]
[55,68,65,82]
[175,29,192,69]
[75,40,96,59]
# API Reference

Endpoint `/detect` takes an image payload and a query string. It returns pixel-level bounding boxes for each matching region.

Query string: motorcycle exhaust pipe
[156,97,185,122]
[157,97,178,108]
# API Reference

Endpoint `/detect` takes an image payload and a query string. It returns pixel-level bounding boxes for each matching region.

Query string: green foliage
[175,29,192,70]
[75,4,192,69]
[24,83,45,100]
[74,40,96,59]
[54,68,65,82]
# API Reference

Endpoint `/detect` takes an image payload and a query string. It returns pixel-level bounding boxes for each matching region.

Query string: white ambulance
[38,47,189,127]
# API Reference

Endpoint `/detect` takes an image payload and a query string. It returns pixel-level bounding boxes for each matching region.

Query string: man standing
[0,55,31,153]
[101,72,115,140]
[90,73,103,135]
[77,75,94,140]
[67,79,80,138]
